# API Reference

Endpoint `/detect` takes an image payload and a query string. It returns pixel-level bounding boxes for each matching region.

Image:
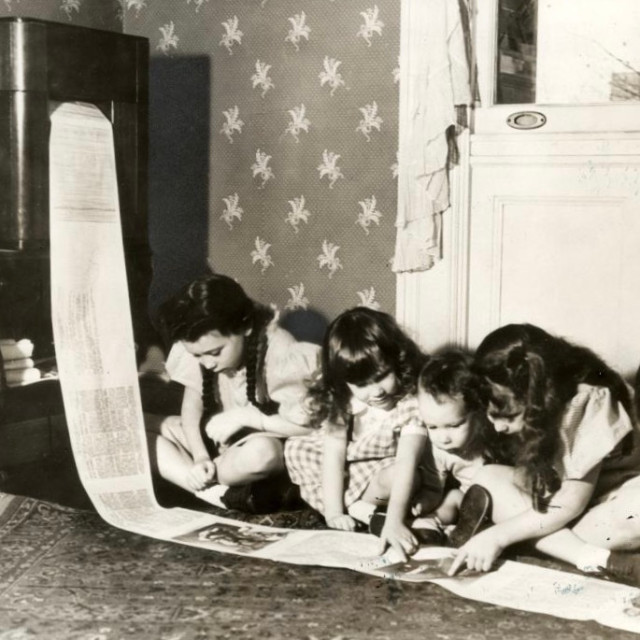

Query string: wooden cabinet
[0,18,155,455]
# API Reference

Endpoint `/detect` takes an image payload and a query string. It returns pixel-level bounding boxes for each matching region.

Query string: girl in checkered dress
[284,307,439,555]
[448,323,640,585]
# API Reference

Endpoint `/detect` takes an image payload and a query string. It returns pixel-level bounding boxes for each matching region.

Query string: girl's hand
[377,521,418,561]
[205,406,262,445]
[447,527,504,576]
[326,514,357,531]
[185,458,216,492]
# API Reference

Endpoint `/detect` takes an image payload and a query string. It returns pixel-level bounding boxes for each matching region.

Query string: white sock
[575,545,611,573]
[412,516,443,532]
[347,500,377,524]
[195,484,229,509]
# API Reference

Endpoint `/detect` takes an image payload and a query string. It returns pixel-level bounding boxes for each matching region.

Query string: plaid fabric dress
[284,395,422,512]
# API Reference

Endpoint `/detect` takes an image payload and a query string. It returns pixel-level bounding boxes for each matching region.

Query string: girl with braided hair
[146,273,320,511]
[448,323,640,586]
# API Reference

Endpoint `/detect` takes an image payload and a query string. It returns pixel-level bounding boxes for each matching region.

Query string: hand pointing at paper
[448,527,505,576]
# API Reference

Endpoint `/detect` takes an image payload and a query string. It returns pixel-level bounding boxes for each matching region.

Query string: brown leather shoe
[368,509,387,536]
[448,484,492,548]
[413,526,447,547]
[221,472,301,514]
[603,550,640,586]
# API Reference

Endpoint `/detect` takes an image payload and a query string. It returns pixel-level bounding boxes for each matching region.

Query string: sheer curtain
[392,0,472,273]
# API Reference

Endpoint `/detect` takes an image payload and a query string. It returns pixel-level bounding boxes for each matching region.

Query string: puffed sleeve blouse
[554,384,640,480]
[165,318,320,426]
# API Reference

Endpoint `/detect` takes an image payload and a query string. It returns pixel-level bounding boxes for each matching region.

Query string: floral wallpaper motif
[123,0,400,329]
[212,1,400,323]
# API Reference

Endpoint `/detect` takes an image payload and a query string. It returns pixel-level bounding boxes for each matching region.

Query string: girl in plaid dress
[448,323,640,585]
[284,308,439,555]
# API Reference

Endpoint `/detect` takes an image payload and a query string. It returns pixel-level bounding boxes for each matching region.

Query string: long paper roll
[47,102,640,633]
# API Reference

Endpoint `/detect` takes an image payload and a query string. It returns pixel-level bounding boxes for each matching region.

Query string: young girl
[378,351,508,555]
[284,307,438,556]
[448,323,640,584]
[146,274,320,511]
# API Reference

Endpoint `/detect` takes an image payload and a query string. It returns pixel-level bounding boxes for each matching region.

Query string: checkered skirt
[284,426,399,512]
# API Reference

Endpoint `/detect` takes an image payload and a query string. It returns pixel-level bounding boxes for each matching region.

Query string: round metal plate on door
[506,111,547,130]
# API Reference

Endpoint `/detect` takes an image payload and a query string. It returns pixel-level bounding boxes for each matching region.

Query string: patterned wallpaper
[123,0,401,339]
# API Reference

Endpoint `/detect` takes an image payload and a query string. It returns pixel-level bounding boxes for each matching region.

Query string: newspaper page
[48,102,640,634]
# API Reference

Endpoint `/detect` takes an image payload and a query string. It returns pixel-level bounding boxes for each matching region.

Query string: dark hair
[474,323,633,511]
[307,307,425,427]
[159,274,278,423]
[418,350,510,462]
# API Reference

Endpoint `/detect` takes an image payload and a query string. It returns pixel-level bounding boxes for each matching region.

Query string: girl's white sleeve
[265,331,321,426]
[557,384,634,481]
[165,341,203,393]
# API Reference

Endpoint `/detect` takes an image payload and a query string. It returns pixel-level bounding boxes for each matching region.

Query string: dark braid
[245,305,279,416]
[200,365,221,426]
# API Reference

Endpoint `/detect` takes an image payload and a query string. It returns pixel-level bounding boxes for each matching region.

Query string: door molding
[395,130,471,351]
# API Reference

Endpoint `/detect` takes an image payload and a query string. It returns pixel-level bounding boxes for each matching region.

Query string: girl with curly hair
[146,273,320,511]
[448,323,640,586]
[284,307,439,557]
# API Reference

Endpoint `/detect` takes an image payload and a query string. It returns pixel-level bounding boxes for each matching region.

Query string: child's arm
[378,431,428,559]
[205,407,312,446]
[181,386,216,491]
[449,466,600,575]
[322,425,356,531]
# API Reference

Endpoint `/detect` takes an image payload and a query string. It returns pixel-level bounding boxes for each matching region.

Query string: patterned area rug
[0,492,636,640]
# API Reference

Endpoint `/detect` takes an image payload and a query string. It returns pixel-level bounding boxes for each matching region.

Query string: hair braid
[200,365,221,427]
[244,305,279,416]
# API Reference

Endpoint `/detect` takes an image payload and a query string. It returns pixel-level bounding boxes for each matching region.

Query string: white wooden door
[466,0,640,377]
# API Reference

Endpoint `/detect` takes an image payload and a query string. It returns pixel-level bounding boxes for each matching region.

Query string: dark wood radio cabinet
[0,18,158,457]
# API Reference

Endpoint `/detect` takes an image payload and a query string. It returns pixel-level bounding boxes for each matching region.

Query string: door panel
[468,148,640,376]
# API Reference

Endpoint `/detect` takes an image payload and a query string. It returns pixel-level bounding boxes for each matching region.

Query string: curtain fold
[392,0,472,273]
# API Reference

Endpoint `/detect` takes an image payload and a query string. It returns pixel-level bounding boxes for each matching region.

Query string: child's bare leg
[214,436,284,486]
[531,489,640,573]
[411,464,443,516]
[145,415,195,492]
[360,465,394,506]
[345,465,396,526]
[473,464,640,574]
[571,489,640,550]
[434,488,464,526]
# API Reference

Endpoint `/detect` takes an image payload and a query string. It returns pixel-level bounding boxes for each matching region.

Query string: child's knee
[240,437,284,474]
[472,464,516,492]
[145,413,176,434]
[159,416,186,445]
[611,493,640,539]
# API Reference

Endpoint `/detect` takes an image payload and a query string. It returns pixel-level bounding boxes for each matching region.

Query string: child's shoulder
[265,322,321,377]
[570,383,613,410]
[564,383,633,437]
